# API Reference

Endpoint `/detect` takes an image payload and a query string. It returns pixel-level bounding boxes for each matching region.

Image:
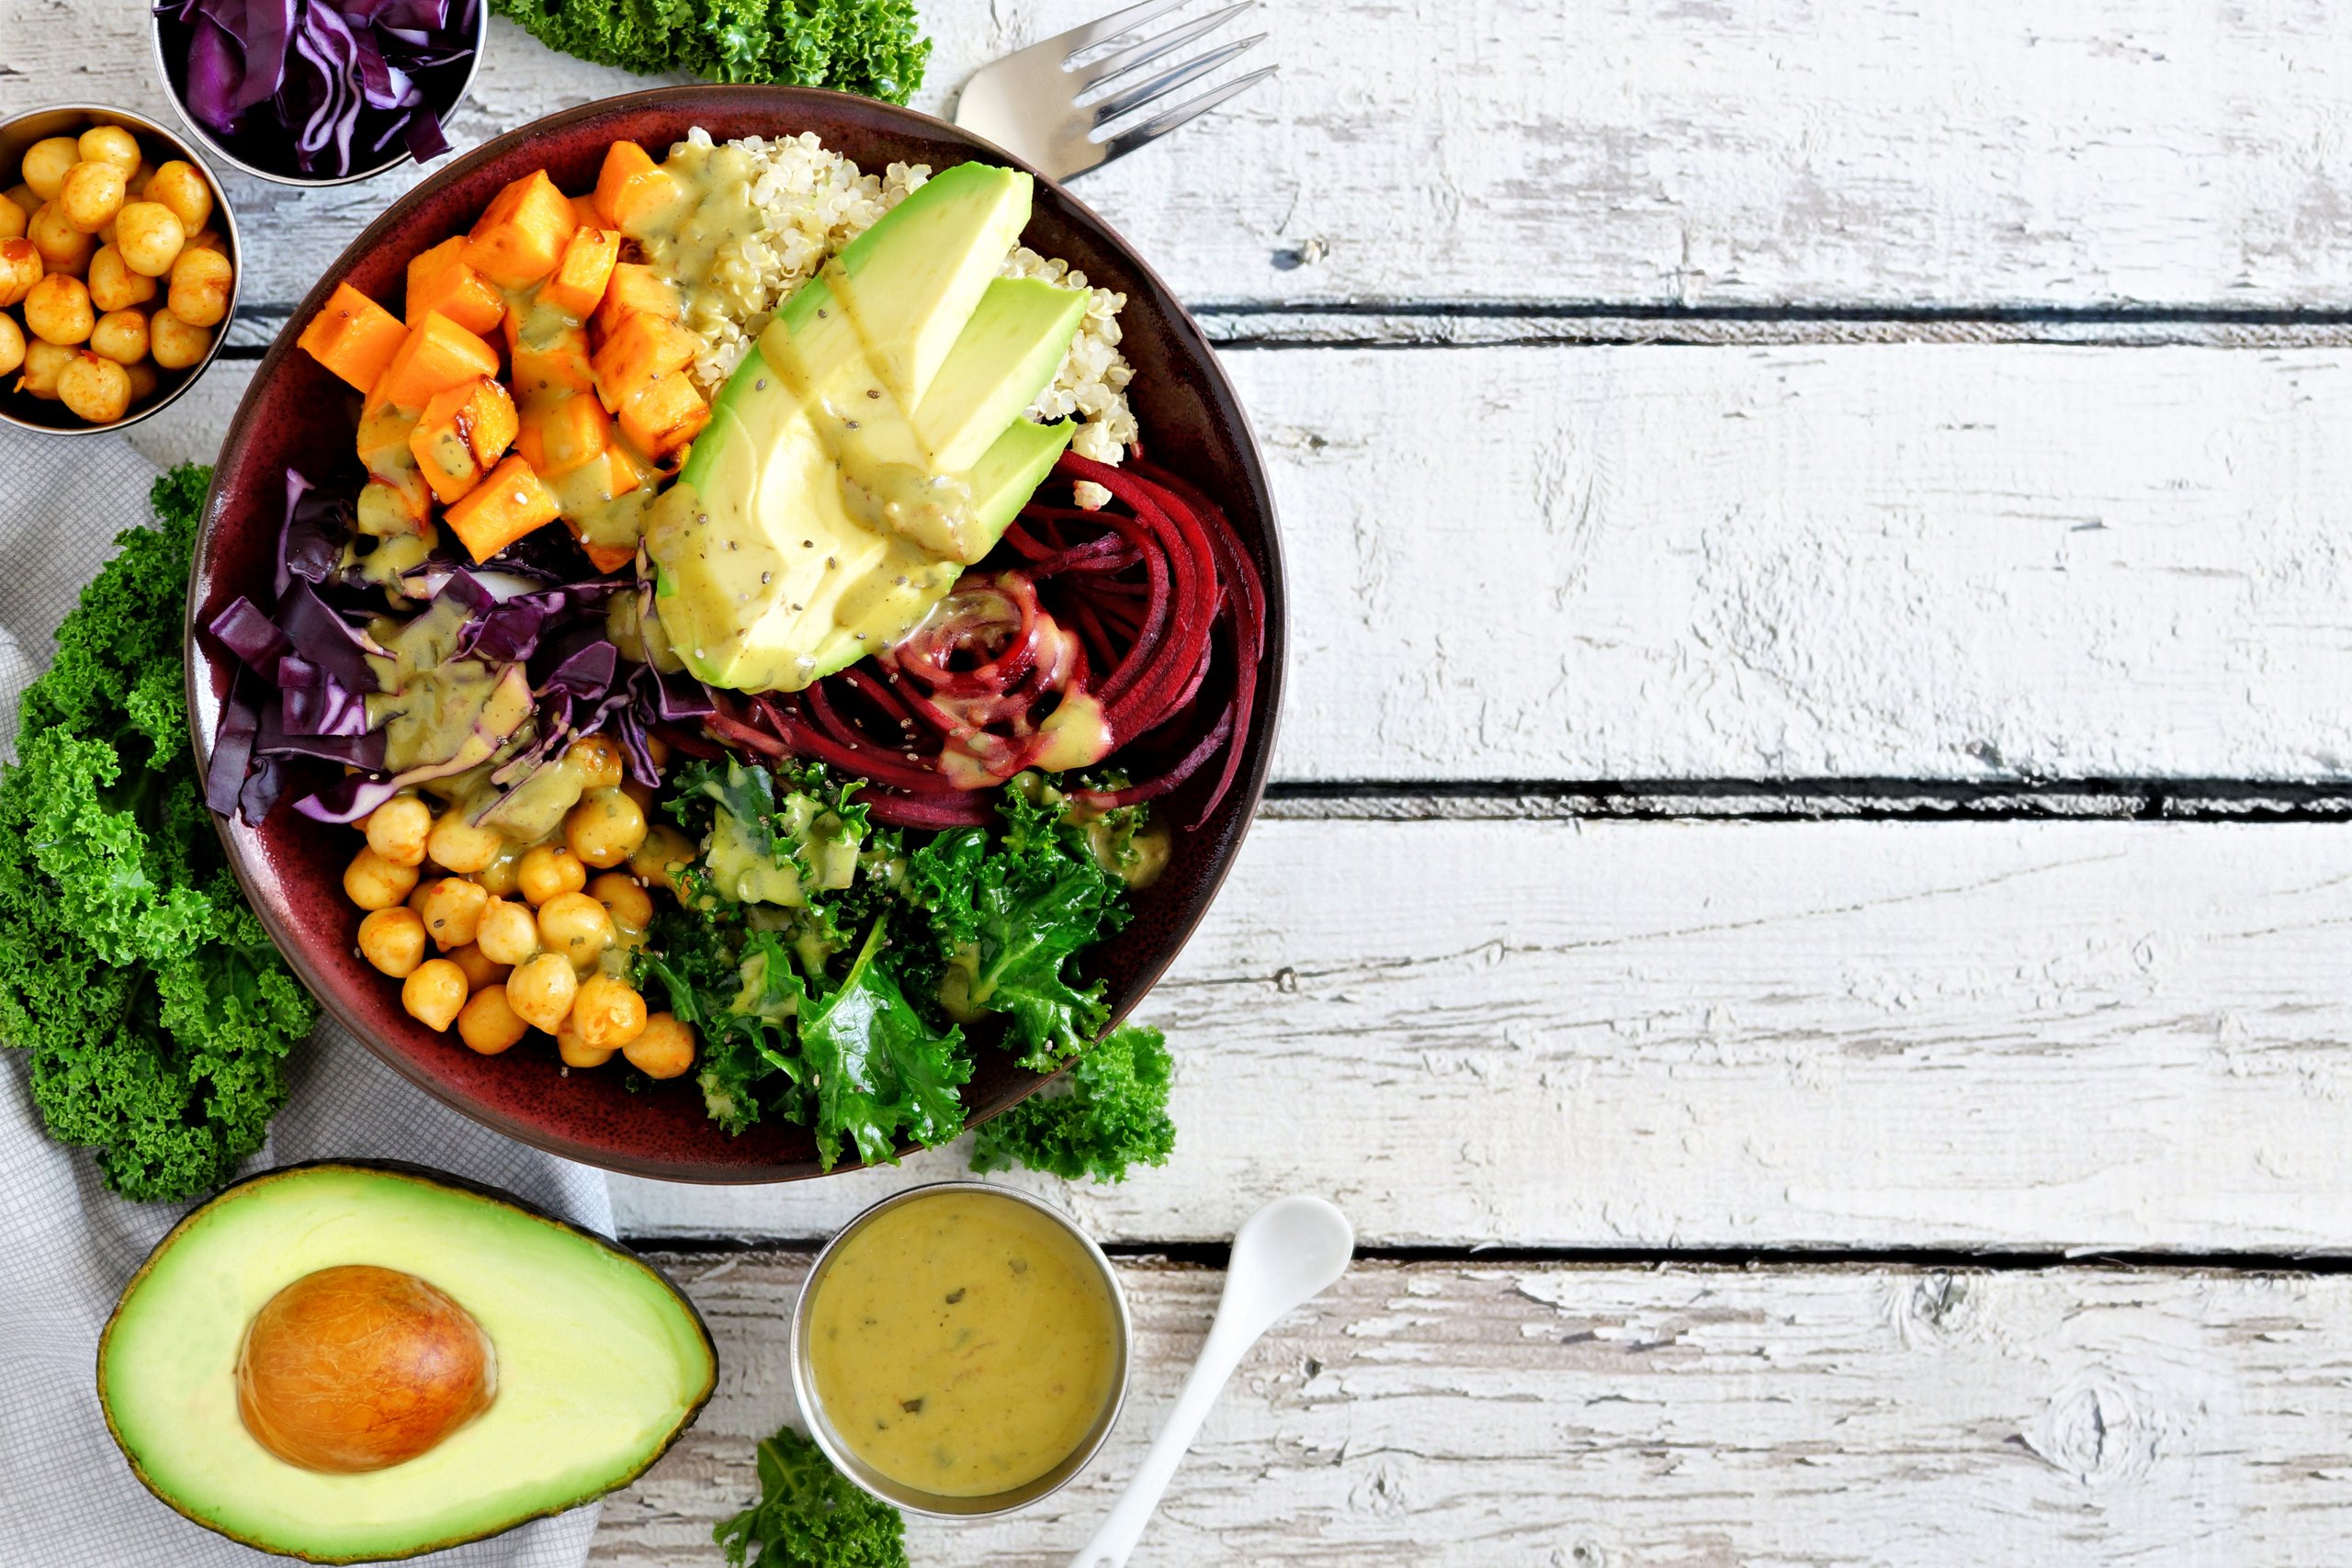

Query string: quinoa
[672,128,1136,506]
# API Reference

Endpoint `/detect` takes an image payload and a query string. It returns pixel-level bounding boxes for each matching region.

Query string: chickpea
[447,942,509,992]
[537,890,615,969]
[0,237,39,306]
[426,812,502,874]
[356,907,428,978]
[504,953,579,1033]
[555,1023,613,1070]
[0,191,24,242]
[517,843,587,906]
[344,845,420,910]
[184,227,225,255]
[401,958,469,1032]
[566,735,626,793]
[58,162,126,235]
[56,353,130,423]
[417,876,491,950]
[623,1012,695,1079]
[15,339,72,399]
[75,125,142,176]
[563,791,647,870]
[122,358,157,402]
[629,824,696,893]
[474,845,522,897]
[87,309,146,365]
[148,309,209,370]
[587,871,654,932]
[27,203,93,277]
[3,186,35,221]
[22,275,91,344]
[166,244,232,327]
[363,795,433,867]
[474,897,541,966]
[457,985,529,1055]
[20,137,80,201]
[143,160,212,232]
[112,201,184,277]
[129,159,157,197]
[571,973,648,1051]
[86,245,154,312]
[0,313,21,380]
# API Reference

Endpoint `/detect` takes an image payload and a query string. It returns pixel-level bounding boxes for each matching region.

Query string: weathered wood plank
[607,818,2352,1254]
[19,2,2352,313]
[142,344,2352,785]
[591,1254,2352,1566]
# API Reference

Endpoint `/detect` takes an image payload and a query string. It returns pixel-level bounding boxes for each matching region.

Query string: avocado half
[96,1161,718,1563]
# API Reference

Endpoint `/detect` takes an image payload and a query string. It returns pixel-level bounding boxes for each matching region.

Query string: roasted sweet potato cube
[298,282,408,392]
[592,310,699,413]
[373,311,500,411]
[593,141,679,233]
[505,318,595,402]
[542,226,619,319]
[357,389,420,472]
[570,194,602,233]
[581,540,638,574]
[617,372,708,460]
[404,235,506,335]
[514,391,610,476]
[357,473,432,536]
[593,263,681,338]
[444,454,560,561]
[409,377,520,504]
[462,170,576,289]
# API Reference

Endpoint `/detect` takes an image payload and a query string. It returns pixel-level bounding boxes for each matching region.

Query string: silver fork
[954,0,1274,182]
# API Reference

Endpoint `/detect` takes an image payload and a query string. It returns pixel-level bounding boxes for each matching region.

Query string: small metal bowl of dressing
[792,1182,1132,1517]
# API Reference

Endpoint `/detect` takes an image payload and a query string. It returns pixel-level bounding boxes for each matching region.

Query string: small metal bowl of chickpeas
[0,104,239,434]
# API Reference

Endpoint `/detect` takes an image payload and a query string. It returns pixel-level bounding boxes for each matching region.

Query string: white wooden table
[22,2,2352,1560]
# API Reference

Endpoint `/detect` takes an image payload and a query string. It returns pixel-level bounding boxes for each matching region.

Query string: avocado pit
[234,1263,498,1473]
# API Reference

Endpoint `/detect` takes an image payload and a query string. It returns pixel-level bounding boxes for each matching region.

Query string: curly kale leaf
[638,906,809,1136]
[971,1022,1175,1184]
[716,1426,907,1568]
[491,0,930,105]
[799,920,967,1170]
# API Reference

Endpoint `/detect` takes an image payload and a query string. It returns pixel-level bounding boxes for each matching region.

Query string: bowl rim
[146,0,489,188]
[187,82,1287,1182]
[0,100,243,438]
[786,1179,1134,1517]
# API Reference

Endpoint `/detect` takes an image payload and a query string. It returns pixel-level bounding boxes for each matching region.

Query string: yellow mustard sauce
[806,1191,1120,1498]
[501,284,662,553]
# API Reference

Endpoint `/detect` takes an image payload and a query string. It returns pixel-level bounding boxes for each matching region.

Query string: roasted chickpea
[623,1013,695,1079]
[417,876,491,950]
[20,138,80,202]
[357,907,428,978]
[555,1023,613,1069]
[426,813,502,874]
[537,890,615,969]
[401,958,469,1032]
[587,871,654,932]
[474,845,522,897]
[504,953,579,1033]
[56,352,129,423]
[75,125,142,176]
[129,159,157,197]
[474,897,541,966]
[447,942,509,992]
[184,227,225,255]
[457,985,529,1055]
[565,735,627,793]
[517,844,587,905]
[27,202,93,277]
[363,795,433,867]
[0,191,24,242]
[570,974,648,1051]
[628,824,696,893]
[143,160,212,232]
[0,237,40,306]
[58,162,126,235]
[22,275,91,345]
[87,308,145,365]
[0,313,21,380]
[344,845,421,910]
[148,308,209,370]
[166,244,232,327]
[15,338,72,399]
[85,244,154,312]
[112,201,183,277]
[122,358,157,402]
[563,791,646,870]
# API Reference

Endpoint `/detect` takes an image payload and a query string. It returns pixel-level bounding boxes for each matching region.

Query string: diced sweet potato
[444,454,559,561]
[409,377,520,504]
[570,194,601,232]
[542,226,619,319]
[514,391,609,476]
[298,282,408,392]
[593,141,678,233]
[357,473,432,536]
[505,317,595,401]
[617,372,708,460]
[592,310,699,412]
[581,541,638,573]
[357,389,420,473]
[404,236,505,336]
[373,311,499,411]
[593,263,681,338]
[462,171,576,289]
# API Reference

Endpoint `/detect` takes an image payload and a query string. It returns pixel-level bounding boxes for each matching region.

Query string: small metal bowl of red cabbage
[150,0,484,187]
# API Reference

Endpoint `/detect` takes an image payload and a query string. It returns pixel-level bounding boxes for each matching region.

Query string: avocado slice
[916,276,1090,472]
[98,1162,716,1564]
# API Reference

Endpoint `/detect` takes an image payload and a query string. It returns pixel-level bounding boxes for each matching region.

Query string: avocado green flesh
[99,1165,715,1564]
[915,277,1090,472]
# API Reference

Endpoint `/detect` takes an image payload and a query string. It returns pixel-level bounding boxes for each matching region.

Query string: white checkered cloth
[0,433,611,1566]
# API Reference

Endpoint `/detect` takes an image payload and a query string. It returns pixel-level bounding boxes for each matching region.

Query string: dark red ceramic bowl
[188,85,1284,1183]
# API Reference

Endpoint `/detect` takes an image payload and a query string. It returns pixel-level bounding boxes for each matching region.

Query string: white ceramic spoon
[1068,1194,1354,1568]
